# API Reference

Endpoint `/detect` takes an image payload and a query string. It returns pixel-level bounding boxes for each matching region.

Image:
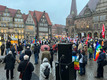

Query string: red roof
[22,14,28,22]
[8,8,17,17]
[29,11,37,26]
[0,5,6,12]
[29,10,52,26]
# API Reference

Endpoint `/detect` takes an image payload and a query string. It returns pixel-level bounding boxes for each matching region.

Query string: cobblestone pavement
[0,50,107,80]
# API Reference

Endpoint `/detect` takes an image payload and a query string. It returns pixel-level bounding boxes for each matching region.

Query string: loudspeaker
[56,62,75,80]
[56,43,75,80]
[58,43,72,64]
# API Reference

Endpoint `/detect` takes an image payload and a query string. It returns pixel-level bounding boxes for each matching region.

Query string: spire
[70,0,77,18]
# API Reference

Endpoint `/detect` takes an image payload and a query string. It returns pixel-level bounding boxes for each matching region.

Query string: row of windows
[40,23,48,26]
[39,27,48,32]
[93,15,106,22]
[0,23,24,28]
[16,14,22,18]
[0,29,24,33]
[94,23,105,29]
[3,13,10,16]
[14,19,23,22]
[1,17,12,21]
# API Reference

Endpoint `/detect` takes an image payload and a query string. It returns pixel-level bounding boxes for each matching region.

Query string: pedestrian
[41,47,51,62]
[3,51,15,80]
[11,44,16,59]
[95,49,106,78]
[50,47,54,67]
[17,43,23,55]
[6,40,11,55]
[18,55,34,80]
[78,42,82,54]
[72,50,78,80]
[25,46,32,60]
[34,44,39,64]
[79,50,86,76]
[19,50,25,62]
[88,45,93,60]
[1,43,5,56]
[40,58,51,80]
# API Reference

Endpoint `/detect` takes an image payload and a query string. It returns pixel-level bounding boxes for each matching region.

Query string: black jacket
[34,46,39,54]
[4,54,15,70]
[18,60,34,80]
[11,47,16,55]
[25,49,32,58]
[6,41,11,49]
[17,45,23,51]
[1,44,5,50]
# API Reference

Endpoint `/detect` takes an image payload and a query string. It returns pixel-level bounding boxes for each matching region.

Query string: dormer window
[5,8,8,12]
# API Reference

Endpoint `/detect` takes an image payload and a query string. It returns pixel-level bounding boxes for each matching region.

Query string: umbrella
[41,45,50,51]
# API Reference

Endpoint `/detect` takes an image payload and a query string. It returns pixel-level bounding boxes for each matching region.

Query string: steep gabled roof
[0,5,6,12]
[29,11,37,26]
[22,14,28,22]
[8,8,17,17]
[79,0,100,15]
[29,10,52,26]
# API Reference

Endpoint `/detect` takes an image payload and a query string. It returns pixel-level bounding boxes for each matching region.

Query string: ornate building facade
[24,11,52,40]
[66,0,107,38]
[0,5,24,44]
[0,5,52,45]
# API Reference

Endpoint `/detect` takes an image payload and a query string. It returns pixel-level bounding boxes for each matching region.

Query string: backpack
[44,66,50,79]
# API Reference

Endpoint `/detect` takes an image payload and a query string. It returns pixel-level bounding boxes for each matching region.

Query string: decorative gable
[84,5,92,16]
[26,13,34,24]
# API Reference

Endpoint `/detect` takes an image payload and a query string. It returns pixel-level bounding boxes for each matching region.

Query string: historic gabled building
[52,24,66,37]
[24,11,52,40]
[66,0,107,38]
[0,5,24,44]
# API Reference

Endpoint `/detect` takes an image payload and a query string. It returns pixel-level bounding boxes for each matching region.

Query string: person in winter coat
[88,45,93,60]
[25,46,32,60]
[50,47,54,67]
[41,47,51,62]
[40,58,51,80]
[18,55,34,80]
[6,40,11,55]
[3,51,15,80]
[17,43,23,54]
[11,44,16,59]
[1,43,5,56]
[34,44,39,64]
[95,49,106,78]
[78,42,83,54]
[19,50,25,62]
[79,50,86,76]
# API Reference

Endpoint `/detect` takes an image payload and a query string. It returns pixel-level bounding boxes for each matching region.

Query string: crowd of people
[0,37,107,80]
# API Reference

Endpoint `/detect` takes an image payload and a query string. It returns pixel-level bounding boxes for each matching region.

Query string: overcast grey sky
[0,0,89,25]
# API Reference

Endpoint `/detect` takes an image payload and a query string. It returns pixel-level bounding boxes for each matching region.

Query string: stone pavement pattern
[0,50,107,80]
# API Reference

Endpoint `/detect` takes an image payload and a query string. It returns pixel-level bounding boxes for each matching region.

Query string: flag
[72,56,79,70]
[102,24,105,38]
[93,42,102,61]
[85,34,89,45]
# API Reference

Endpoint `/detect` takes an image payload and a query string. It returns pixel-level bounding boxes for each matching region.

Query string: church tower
[66,0,77,37]
[66,0,77,26]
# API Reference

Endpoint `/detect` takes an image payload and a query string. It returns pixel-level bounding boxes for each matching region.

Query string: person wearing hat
[25,46,32,60]
[40,58,51,80]
[3,51,15,80]
[95,49,106,78]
